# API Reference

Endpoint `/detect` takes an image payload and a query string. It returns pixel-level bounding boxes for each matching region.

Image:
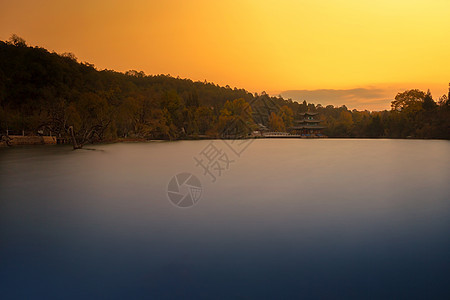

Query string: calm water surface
[1,139,449,299]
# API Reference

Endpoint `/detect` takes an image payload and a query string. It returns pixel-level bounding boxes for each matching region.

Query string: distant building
[289,112,326,136]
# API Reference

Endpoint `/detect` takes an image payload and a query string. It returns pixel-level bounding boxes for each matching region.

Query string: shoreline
[2,135,449,148]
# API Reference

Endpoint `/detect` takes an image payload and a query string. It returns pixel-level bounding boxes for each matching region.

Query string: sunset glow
[1,0,449,110]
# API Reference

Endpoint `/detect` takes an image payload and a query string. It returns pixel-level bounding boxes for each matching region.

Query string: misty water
[1,139,449,299]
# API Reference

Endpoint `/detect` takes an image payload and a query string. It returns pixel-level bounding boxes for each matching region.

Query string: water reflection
[1,140,449,299]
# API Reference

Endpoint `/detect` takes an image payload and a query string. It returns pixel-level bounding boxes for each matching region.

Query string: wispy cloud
[280,88,394,111]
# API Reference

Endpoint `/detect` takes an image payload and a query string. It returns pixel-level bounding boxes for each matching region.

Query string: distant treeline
[0,35,449,148]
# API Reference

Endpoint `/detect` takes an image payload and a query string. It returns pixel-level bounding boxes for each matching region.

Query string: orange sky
[1,0,449,110]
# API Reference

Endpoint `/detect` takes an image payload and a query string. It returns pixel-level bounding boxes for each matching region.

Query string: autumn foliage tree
[391,89,426,112]
[268,112,285,132]
[217,98,254,137]
[279,105,294,128]
[66,93,112,149]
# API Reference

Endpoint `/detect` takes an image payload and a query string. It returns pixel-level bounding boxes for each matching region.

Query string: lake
[1,139,449,299]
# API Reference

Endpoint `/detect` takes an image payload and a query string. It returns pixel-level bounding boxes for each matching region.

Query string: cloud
[280,88,395,111]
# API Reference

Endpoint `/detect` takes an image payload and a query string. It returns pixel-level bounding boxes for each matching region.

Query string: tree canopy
[1,37,449,147]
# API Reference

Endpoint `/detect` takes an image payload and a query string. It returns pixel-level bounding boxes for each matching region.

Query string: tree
[66,93,112,149]
[422,90,436,111]
[279,105,294,128]
[161,90,184,132]
[330,110,354,137]
[391,89,426,112]
[268,112,285,132]
[438,94,448,107]
[195,106,214,135]
[7,34,27,47]
[217,98,254,137]
[125,70,146,77]
[366,115,384,137]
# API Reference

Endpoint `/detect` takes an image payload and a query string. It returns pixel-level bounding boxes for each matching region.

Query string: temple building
[289,112,326,137]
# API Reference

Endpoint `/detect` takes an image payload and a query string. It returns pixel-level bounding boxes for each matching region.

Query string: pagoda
[289,112,326,137]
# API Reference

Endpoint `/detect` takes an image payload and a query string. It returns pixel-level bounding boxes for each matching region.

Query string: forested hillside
[1,36,449,147]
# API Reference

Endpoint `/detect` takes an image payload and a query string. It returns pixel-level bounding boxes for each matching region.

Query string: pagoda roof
[295,119,322,123]
[290,126,326,129]
[298,112,319,116]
